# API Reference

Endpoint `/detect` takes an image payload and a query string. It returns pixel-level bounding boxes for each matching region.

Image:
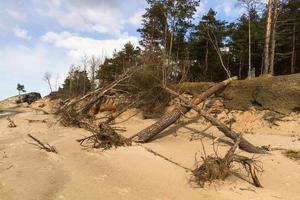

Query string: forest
[56,0,299,97]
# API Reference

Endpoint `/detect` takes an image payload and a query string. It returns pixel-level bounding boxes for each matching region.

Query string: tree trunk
[47,80,53,92]
[248,14,252,77]
[291,22,296,74]
[263,0,274,74]
[239,52,243,79]
[130,77,237,143]
[83,68,86,95]
[205,40,209,75]
[164,87,266,154]
[270,0,278,75]
[198,110,265,154]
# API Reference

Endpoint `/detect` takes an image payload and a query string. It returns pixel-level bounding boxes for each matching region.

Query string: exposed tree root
[192,137,263,188]
[59,107,82,127]
[77,122,131,150]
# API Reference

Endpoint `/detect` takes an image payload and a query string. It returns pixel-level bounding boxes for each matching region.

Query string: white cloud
[128,9,144,26]
[0,45,68,73]
[34,0,127,36]
[223,4,233,16]
[194,0,248,20]
[194,1,206,18]
[5,8,27,21]
[41,31,139,62]
[13,25,31,40]
[0,44,72,99]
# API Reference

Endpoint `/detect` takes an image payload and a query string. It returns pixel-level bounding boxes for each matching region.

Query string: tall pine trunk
[263,0,274,74]
[291,22,296,74]
[239,51,243,79]
[270,0,278,75]
[205,39,209,75]
[248,14,252,77]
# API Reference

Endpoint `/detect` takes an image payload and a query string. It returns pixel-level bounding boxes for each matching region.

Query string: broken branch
[27,134,57,153]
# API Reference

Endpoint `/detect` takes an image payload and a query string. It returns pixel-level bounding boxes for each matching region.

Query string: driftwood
[26,119,47,123]
[7,117,17,128]
[164,86,266,154]
[131,77,237,142]
[193,136,263,187]
[27,134,57,153]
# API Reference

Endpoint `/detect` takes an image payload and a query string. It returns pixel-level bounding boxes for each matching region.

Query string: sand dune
[0,107,300,200]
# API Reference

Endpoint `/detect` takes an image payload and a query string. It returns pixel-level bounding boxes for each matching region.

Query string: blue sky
[0,0,256,100]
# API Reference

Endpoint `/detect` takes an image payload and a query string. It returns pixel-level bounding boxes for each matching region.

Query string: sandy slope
[0,107,300,200]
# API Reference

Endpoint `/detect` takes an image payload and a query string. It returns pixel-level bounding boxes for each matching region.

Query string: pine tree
[96,42,140,84]
[230,8,264,78]
[60,66,91,96]
[275,0,300,74]
[188,9,229,81]
[138,0,200,58]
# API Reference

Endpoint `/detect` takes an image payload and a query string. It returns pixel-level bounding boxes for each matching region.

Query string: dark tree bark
[130,77,237,142]
[291,22,296,74]
[270,0,279,75]
[205,40,209,75]
[164,86,266,154]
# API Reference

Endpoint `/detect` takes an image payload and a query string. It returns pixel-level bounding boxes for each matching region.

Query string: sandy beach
[0,104,299,200]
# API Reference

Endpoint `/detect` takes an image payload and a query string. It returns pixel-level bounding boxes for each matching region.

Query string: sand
[0,105,300,200]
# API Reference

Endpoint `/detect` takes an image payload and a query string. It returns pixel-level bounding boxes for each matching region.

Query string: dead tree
[59,69,134,115]
[164,86,266,154]
[43,72,53,93]
[131,77,237,143]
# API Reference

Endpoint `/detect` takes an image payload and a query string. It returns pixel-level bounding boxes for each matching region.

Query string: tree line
[55,0,299,97]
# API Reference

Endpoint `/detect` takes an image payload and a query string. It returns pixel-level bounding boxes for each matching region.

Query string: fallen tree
[59,69,133,116]
[164,86,266,154]
[130,77,237,143]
